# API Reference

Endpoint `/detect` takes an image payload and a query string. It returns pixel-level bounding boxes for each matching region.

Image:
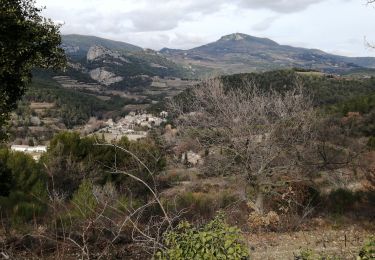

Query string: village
[10,111,169,160]
[94,111,168,141]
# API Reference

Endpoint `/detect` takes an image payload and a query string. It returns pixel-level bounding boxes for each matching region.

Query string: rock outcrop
[89,68,123,86]
[87,45,129,63]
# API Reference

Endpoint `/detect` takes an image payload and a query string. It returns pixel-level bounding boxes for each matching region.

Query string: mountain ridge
[58,33,375,86]
[159,33,375,75]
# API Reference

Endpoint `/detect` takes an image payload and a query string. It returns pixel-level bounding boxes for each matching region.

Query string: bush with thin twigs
[164,191,238,223]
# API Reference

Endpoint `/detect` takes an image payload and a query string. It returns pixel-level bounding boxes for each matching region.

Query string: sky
[36,0,375,57]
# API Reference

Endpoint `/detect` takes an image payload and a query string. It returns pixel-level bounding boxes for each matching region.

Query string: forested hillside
[1,0,375,258]
[222,69,375,105]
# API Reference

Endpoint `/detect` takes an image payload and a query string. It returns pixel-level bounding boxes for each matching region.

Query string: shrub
[248,211,280,230]
[358,237,375,260]
[157,170,191,189]
[0,149,47,225]
[294,248,340,260]
[115,195,143,213]
[71,179,98,218]
[326,188,358,214]
[367,136,375,150]
[0,160,13,197]
[42,132,167,198]
[156,213,249,259]
[165,191,238,222]
[262,184,320,231]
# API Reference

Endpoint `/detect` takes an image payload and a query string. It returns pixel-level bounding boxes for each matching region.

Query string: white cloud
[238,0,324,13]
[36,0,375,56]
[252,16,280,31]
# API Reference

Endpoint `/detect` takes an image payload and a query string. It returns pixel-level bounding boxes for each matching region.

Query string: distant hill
[220,69,375,105]
[59,33,375,89]
[62,34,143,58]
[172,69,375,115]
[160,33,375,75]
[59,34,195,90]
[32,32,375,114]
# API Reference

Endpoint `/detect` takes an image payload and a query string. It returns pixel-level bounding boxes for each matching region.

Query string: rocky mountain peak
[217,33,279,47]
[220,33,247,41]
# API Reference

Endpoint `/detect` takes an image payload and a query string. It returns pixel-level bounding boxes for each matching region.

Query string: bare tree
[169,79,319,214]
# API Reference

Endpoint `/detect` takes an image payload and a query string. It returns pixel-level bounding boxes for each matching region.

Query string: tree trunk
[255,192,265,214]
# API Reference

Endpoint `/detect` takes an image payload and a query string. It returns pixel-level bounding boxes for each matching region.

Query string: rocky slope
[62,34,142,58]
[55,33,375,91]
[160,33,375,75]
[60,35,195,90]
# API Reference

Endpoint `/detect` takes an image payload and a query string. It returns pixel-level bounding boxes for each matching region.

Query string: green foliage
[62,34,142,57]
[156,214,249,260]
[0,160,13,197]
[23,75,129,128]
[173,69,375,141]
[326,188,359,215]
[0,0,66,139]
[103,136,167,196]
[41,132,106,197]
[326,93,375,138]
[42,132,166,198]
[333,94,375,115]
[367,136,375,150]
[71,179,98,218]
[115,196,143,213]
[0,149,47,224]
[173,69,375,120]
[164,191,237,221]
[295,248,340,260]
[358,237,375,260]
[296,248,315,260]
[222,70,375,106]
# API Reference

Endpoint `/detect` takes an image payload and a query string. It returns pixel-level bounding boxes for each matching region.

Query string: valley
[12,32,375,147]
[2,5,375,257]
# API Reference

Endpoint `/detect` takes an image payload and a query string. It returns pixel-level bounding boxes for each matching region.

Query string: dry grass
[29,102,55,109]
[247,222,374,259]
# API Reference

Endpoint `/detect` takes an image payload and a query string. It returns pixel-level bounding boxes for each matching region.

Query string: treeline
[171,69,375,115]
[327,94,375,142]
[330,93,375,116]
[221,69,375,105]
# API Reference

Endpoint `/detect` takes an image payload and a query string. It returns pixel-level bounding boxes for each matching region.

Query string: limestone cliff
[89,68,123,86]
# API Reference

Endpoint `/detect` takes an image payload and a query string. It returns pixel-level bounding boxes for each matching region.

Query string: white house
[160,111,168,118]
[11,145,47,153]
[11,145,29,152]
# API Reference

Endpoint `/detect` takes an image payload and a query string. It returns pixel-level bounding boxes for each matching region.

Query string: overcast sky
[36,0,375,57]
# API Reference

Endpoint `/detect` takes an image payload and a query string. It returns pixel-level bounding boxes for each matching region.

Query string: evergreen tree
[0,0,66,140]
